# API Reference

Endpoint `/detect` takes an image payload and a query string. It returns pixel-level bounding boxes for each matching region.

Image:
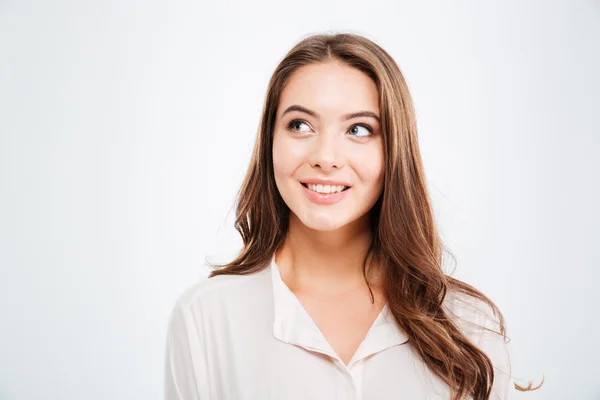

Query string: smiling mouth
[300,182,351,193]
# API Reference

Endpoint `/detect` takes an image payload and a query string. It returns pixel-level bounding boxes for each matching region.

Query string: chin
[296,211,351,232]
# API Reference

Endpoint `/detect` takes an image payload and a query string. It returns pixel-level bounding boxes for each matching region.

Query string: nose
[308,130,344,172]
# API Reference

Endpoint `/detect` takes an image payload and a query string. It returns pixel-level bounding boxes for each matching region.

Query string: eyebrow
[280,104,380,123]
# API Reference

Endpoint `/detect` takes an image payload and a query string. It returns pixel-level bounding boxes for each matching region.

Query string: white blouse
[164,254,514,399]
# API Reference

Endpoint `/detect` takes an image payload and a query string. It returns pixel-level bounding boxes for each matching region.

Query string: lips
[300,182,350,192]
[299,179,352,187]
[299,181,351,205]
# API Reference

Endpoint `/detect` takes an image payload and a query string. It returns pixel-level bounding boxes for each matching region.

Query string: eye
[348,124,373,138]
[287,119,312,133]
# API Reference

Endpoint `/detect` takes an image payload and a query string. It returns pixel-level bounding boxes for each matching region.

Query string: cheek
[272,134,305,177]
[352,144,385,186]
[272,135,288,177]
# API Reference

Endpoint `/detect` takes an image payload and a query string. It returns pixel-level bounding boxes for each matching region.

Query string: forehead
[278,61,379,118]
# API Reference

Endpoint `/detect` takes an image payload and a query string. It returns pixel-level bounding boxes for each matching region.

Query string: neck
[275,212,381,295]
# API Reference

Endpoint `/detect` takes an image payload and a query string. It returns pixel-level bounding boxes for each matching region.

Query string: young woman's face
[272,60,384,232]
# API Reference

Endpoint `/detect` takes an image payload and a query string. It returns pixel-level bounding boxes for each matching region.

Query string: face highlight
[272,60,384,232]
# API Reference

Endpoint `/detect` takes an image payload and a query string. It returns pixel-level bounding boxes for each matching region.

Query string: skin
[272,59,385,294]
[272,60,387,365]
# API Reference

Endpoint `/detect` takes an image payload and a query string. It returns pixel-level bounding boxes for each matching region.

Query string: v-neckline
[270,254,409,370]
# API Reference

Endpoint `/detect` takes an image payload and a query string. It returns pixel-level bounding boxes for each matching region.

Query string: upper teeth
[307,183,347,194]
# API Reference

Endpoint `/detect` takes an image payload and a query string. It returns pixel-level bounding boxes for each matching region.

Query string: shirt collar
[270,253,409,367]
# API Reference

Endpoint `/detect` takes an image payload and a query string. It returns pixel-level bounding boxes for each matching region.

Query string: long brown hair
[208,32,542,399]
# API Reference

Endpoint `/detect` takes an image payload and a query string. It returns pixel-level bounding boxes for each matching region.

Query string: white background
[1,0,598,399]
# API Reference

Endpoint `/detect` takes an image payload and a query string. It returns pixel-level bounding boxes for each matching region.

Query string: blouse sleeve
[164,301,210,400]
[476,307,515,400]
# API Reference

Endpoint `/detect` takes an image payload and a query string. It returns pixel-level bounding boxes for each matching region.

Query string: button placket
[335,368,358,400]
[348,360,365,400]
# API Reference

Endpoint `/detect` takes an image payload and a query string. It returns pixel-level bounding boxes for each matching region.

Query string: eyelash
[286,119,374,137]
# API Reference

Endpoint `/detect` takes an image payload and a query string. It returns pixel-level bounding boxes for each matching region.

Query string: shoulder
[443,288,515,398]
[174,267,270,313]
[166,266,271,342]
[442,289,503,344]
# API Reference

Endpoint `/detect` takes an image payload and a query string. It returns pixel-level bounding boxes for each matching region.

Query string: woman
[164,32,542,399]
